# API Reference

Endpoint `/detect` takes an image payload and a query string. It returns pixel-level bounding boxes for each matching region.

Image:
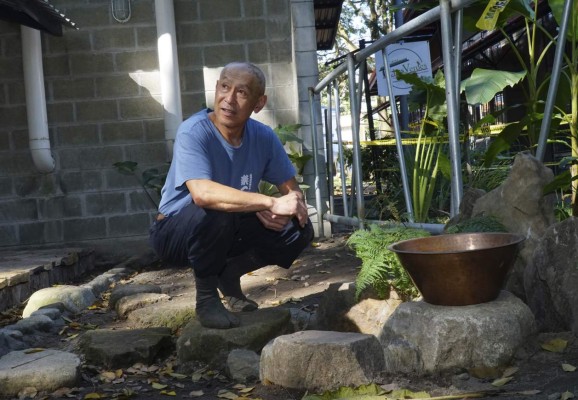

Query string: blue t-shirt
[158,109,296,216]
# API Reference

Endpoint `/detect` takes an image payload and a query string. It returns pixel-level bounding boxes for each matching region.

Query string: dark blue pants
[149,202,313,278]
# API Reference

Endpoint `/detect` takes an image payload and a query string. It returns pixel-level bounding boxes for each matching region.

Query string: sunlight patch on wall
[129,70,162,104]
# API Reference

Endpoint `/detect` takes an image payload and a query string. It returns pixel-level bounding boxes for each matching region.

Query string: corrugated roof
[0,0,77,36]
[315,0,344,51]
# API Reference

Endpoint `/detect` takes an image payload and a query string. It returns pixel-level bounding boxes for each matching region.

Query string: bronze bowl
[388,232,525,306]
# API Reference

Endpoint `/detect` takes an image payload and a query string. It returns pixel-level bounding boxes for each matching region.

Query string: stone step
[0,248,95,313]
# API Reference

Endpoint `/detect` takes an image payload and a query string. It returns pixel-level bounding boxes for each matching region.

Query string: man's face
[212,66,266,131]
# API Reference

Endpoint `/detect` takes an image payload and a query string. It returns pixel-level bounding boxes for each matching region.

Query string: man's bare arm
[185,179,307,226]
[186,179,274,212]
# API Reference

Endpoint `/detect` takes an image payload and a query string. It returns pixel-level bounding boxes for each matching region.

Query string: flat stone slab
[177,308,292,369]
[378,290,536,375]
[0,349,81,397]
[260,330,385,392]
[79,327,173,369]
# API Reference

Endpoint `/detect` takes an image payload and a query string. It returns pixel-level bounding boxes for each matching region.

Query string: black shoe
[223,295,259,312]
[195,275,240,329]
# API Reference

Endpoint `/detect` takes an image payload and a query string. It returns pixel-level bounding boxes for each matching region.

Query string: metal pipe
[324,104,335,214]
[155,0,182,160]
[324,213,445,235]
[333,83,349,217]
[308,88,325,237]
[21,26,55,174]
[347,53,365,228]
[536,0,572,161]
[453,9,463,97]
[440,0,463,216]
[313,0,479,94]
[381,49,414,222]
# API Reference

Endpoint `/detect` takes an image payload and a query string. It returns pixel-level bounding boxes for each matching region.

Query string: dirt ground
[4,233,578,400]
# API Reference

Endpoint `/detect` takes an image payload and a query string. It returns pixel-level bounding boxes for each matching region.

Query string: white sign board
[375,41,432,97]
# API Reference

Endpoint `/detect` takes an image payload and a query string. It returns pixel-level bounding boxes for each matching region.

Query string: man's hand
[256,210,291,231]
[267,191,308,228]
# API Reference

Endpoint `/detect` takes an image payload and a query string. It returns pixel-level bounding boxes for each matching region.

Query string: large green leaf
[543,169,573,194]
[549,0,578,41]
[397,70,446,116]
[463,69,526,105]
[483,121,525,167]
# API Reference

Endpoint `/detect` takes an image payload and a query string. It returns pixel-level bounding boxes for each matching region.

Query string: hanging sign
[375,41,432,97]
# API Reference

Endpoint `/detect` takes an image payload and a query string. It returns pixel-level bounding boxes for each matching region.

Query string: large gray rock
[79,327,173,369]
[316,282,401,336]
[177,308,292,369]
[227,349,260,383]
[378,291,536,375]
[260,330,385,392]
[116,292,171,318]
[471,152,556,299]
[0,349,80,397]
[525,217,578,333]
[22,285,97,317]
[108,283,163,310]
[126,299,196,332]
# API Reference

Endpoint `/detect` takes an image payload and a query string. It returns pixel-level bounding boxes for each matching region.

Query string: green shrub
[445,215,508,234]
[347,224,430,301]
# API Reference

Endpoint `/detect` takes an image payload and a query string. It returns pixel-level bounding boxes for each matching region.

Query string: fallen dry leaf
[84,393,103,399]
[541,338,568,353]
[17,386,37,398]
[217,389,239,399]
[502,366,519,378]
[562,363,577,372]
[169,372,187,379]
[189,390,204,397]
[99,371,117,382]
[516,390,541,395]
[561,391,575,400]
[491,377,513,387]
[152,382,168,390]
[23,348,45,354]
[160,390,176,396]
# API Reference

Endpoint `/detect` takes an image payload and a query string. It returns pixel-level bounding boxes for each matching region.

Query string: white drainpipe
[155,0,182,160]
[21,26,55,174]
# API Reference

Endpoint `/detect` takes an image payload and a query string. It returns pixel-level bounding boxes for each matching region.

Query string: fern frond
[348,224,430,301]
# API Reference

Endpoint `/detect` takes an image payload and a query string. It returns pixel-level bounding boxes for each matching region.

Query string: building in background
[0,0,343,250]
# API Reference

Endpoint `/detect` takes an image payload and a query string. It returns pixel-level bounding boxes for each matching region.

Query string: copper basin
[388,232,525,306]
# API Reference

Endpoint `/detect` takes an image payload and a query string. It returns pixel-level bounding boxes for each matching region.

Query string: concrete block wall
[0,0,322,249]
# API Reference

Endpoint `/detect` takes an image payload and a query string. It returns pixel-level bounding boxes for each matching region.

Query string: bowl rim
[387,232,526,255]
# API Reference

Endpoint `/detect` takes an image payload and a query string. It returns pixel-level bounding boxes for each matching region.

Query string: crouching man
[150,61,313,329]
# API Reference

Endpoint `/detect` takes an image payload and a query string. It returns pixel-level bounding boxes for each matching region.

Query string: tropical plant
[347,224,430,301]
[259,124,312,197]
[445,214,508,234]
[113,161,167,208]
[397,70,450,222]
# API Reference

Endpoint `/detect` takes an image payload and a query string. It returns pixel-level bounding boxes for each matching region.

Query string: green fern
[445,215,508,233]
[347,225,430,301]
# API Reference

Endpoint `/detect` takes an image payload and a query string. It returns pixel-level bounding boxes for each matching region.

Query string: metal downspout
[536,0,572,161]
[22,26,55,174]
[347,53,365,228]
[155,0,182,160]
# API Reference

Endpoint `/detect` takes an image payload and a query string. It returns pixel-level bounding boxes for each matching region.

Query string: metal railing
[307,0,572,237]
